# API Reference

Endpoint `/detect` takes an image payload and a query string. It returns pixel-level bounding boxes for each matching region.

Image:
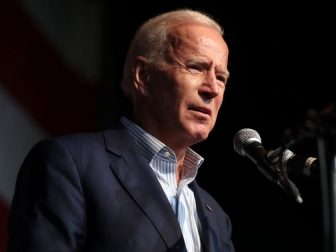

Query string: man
[8,8,234,252]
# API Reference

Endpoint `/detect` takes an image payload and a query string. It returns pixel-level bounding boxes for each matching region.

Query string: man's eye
[217,75,226,83]
[187,64,202,72]
[217,75,228,87]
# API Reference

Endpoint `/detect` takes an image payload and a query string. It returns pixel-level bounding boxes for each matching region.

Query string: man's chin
[181,122,213,144]
[189,129,211,144]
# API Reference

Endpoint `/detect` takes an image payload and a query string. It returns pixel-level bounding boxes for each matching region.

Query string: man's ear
[132,56,150,96]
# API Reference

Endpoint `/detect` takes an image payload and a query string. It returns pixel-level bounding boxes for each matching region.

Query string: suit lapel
[103,126,185,250]
[190,182,219,252]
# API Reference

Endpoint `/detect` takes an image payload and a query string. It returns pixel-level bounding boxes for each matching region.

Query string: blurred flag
[0,0,104,250]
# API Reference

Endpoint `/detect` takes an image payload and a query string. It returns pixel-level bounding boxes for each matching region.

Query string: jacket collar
[103,123,186,251]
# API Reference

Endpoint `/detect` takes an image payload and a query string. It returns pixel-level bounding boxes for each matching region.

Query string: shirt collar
[120,116,204,169]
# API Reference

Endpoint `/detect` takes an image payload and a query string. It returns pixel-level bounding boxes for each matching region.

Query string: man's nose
[203,71,220,98]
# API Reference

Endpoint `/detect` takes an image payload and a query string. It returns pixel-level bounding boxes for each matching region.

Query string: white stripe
[0,85,46,203]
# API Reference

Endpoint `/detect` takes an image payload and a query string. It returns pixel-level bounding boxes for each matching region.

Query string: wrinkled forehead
[166,23,226,50]
[167,22,222,40]
[165,24,229,63]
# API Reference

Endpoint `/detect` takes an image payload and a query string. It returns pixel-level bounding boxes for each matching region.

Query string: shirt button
[164,151,170,158]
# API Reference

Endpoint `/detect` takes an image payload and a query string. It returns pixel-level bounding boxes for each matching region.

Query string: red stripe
[0,1,102,251]
[0,0,100,134]
[0,197,9,252]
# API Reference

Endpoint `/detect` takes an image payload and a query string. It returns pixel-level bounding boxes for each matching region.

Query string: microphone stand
[317,133,334,252]
[284,105,336,252]
[331,150,336,252]
[307,106,336,252]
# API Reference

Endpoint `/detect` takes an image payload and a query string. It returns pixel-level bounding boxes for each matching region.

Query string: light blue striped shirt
[121,117,204,252]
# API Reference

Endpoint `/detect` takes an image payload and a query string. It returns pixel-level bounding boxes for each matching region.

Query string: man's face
[141,24,229,147]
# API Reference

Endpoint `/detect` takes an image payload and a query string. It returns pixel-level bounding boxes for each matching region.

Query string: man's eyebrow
[180,57,229,75]
[212,63,230,77]
[219,69,230,77]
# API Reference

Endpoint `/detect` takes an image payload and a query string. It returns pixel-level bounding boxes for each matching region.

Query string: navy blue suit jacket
[8,123,235,252]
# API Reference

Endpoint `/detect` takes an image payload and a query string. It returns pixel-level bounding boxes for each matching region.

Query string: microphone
[280,149,319,178]
[233,128,303,203]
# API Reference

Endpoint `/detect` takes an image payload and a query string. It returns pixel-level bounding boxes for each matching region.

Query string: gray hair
[121,9,224,98]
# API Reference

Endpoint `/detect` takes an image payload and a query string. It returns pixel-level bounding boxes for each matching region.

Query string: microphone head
[280,149,294,168]
[233,128,262,156]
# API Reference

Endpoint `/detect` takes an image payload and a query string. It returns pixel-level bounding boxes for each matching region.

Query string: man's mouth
[189,105,211,117]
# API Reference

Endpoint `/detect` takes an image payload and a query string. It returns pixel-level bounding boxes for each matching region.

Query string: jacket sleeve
[7,139,86,252]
